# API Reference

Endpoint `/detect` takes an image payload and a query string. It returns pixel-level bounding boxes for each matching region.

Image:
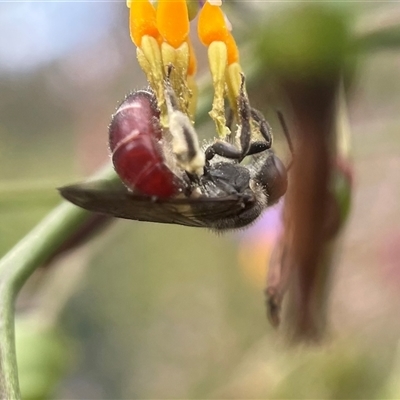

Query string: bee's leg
[247,141,269,156]
[207,75,253,161]
[250,107,272,148]
[237,74,252,159]
[205,139,269,162]
[206,92,248,162]
[207,75,275,162]
[205,141,242,161]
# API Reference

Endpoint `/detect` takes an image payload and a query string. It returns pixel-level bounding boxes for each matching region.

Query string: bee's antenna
[277,110,294,171]
[237,72,251,159]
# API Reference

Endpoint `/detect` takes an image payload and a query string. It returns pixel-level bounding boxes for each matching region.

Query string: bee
[60,78,290,231]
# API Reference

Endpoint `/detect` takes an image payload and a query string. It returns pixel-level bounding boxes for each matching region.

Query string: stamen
[186,39,198,118]
[187,75,198,121]
[137,36,166,123]
[226,62,242,115]
[157,0,189,49]
[208,41,229,138]
[161,41,191,114]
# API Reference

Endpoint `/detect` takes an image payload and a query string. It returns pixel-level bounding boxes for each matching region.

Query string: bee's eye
[256,154,288,205]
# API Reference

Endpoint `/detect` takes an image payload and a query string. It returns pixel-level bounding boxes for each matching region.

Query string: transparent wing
[59,180,255,228]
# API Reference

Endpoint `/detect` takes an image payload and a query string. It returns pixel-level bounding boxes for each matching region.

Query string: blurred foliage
[271,341,392,399]
[1,1,400,399]
[257,5,352,84]
[15,316,73,400]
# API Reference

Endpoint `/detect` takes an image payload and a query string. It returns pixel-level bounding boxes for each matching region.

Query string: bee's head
[254,153,288,205]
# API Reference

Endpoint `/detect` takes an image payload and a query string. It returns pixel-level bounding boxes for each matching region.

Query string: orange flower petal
[198,1,229,46]
[225,31,239,65]
[129,0,159,46]
[156,0,189,48]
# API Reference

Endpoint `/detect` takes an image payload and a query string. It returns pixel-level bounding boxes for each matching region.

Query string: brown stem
[281,81,338,341]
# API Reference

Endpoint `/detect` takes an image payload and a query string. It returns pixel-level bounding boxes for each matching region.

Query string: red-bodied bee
[60,78,290,231]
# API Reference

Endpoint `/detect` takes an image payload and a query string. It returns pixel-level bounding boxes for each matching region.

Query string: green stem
[0,165,117,399]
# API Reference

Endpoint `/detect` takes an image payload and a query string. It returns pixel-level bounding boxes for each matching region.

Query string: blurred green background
[1,1,400,399]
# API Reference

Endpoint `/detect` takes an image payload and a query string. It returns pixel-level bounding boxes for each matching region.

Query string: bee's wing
[59,180,254,228]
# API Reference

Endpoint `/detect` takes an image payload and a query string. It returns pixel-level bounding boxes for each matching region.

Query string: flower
[127,0,246,138]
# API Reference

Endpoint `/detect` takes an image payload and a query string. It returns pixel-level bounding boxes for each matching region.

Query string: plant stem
[0,165,116,399]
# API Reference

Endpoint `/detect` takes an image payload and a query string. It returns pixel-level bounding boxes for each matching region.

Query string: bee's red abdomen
[109,91,180,198]
[112,134,179,197]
